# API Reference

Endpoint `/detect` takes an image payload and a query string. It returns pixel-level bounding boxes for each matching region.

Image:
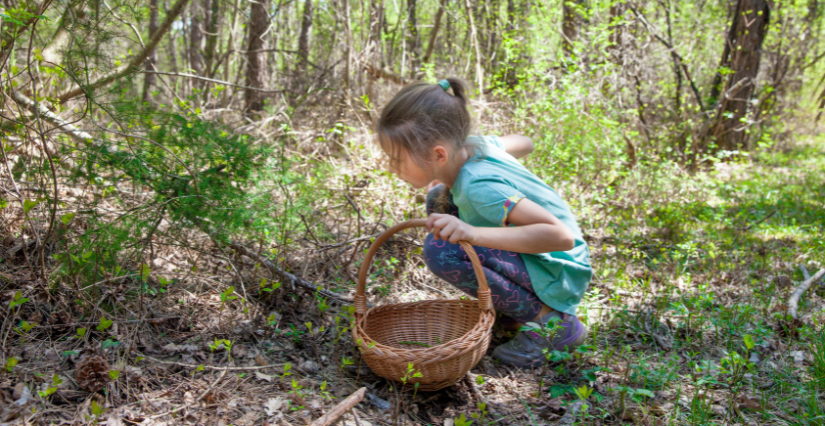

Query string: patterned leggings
[423,185,544,323]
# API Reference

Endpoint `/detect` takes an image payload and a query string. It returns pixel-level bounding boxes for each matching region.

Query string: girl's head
[376,77,472,189]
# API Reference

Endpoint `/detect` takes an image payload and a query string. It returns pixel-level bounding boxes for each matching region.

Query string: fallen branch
[740,209,777,231]
[229,241,354,304]
[309,387,366,426]
[7,89,93,142]
[799,264,825,286]
[788,268,825,320]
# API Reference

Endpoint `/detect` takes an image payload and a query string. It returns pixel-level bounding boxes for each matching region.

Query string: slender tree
[707,0,771,150]
[407,0,420,75]
[245,0,270,114]
[189,0,204,77]
[297,0,314,74]
[562,0,584,57]
[203,0,220,77]
[142,0,160,102]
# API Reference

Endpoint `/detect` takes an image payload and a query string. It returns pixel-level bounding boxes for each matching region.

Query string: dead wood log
[309,387,366,426]
[788,268,825,320]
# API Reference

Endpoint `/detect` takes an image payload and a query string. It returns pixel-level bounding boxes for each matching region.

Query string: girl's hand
[426,214,477,244]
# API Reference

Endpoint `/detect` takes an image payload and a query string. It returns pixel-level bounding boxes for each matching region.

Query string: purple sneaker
[492,312,588,368]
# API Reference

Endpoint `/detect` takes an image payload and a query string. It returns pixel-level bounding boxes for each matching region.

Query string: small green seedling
[38,374,63,398]
[4,357,19,372]
[75,327,87,339]
[8,291,29,310]
[219,286,238,309]
[17,321,35,333]
[454,413,474,426]
[319,380,334,400]
[96,317,113,332]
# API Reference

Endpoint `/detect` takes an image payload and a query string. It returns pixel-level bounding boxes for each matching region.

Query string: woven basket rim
[356,300,489,352]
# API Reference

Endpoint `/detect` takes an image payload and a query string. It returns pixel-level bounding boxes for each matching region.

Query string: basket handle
[355,219,492,315]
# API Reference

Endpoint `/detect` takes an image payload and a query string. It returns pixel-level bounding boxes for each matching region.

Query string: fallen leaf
[791,350,805,364]
[738,395,761,410]
[255,372,273,382]
[255,354,268,366]
[264,397,285,417]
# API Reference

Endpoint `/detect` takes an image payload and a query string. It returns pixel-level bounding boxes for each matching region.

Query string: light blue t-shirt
[451,135,592,315]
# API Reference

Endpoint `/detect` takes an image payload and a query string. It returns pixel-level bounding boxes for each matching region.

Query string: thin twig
[139,70,286,93]
[147,364,229,420]
[628,3,704,110]
[740,209,777,231]
[139,354,285,371]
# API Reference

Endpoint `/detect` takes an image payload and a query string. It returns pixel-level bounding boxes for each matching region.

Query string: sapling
[521,316,564,396]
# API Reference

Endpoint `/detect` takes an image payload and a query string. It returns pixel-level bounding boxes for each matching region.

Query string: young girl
[376,78,592,368]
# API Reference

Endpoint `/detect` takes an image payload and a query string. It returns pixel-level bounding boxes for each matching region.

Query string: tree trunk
[344,0,352,95]
[407,0,420,76]
[707,0,770,151]
[662,0,682,112]
[464,0,483,100]
[41,4,87,67]
[203,0,220,77]
[608,1,624,57]
[297,0,314,73]
[562,0,584,57]
[245,0,270,115]
[507,0,516,32]
[189,0,204,78]
[422,0,446,63]
[142,0,160,102]
[166,0,179,74]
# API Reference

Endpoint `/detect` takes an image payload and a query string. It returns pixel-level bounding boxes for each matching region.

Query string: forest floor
[1,130,825,426]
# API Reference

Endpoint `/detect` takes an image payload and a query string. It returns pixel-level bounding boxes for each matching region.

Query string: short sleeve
[464,176,525,227]
[486,135,505,150]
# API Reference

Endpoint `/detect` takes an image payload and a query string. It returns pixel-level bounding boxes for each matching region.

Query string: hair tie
[437,80,450,92]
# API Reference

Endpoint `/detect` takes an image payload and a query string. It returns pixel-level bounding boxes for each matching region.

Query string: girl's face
[381,144,432,190]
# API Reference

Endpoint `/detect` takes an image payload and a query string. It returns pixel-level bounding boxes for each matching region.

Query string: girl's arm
[426,199,575,254]
[499,135,534,159]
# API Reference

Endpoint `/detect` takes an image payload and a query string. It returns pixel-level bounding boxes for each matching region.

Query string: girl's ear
[432,145,449,166]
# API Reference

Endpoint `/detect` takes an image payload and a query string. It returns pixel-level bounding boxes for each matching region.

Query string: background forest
[1,0,825,424]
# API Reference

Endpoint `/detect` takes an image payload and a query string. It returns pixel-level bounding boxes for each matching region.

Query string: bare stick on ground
[788,268,825,320]
[309,387,366,426]
[229,241,354,304]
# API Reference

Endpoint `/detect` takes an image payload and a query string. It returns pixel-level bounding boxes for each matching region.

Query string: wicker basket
[351,219,495,391]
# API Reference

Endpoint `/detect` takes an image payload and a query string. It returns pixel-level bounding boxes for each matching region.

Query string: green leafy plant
[4,357,19,372]
[96,317,113,333]
[37,374,63,398]
[8,291,29,311]
[453,413,473,426]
